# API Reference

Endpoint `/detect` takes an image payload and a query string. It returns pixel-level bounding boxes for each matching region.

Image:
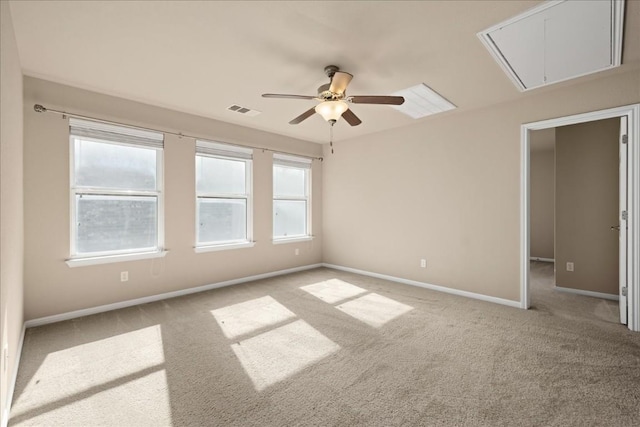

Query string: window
[195,140,253,249]
[69,118,164,260]
[273,154,311,241]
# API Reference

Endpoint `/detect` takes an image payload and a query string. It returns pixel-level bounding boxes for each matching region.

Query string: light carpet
[9,263,640,426]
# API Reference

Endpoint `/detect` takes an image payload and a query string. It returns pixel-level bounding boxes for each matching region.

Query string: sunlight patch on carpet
[12,369,171,426]
[11,325,170,424]
[336,293,414,328]
[300,279,367,304]
[211,296,297,339]
[231,320,340,391]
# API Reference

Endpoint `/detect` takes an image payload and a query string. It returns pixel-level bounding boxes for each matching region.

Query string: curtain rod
[33,104,323,162]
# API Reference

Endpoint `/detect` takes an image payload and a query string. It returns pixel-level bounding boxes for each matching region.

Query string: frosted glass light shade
[315,101,348,122]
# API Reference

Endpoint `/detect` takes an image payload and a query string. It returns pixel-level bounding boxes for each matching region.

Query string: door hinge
[622,134,628,144]
[622,211,628,221]
[622,287,628,297]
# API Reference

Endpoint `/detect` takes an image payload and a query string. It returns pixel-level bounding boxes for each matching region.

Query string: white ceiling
[8,1,640,144]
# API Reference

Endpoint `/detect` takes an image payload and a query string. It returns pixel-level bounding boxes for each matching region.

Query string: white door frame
[520,103,640,332]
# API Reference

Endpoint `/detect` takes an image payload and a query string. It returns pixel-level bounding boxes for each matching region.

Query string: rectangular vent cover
[227,104,261,117]
[391,83,456,119]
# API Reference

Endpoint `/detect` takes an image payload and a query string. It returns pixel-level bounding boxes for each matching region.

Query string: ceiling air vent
[478,0,625,91]
[391,83,456,119]
[227,104,261,117]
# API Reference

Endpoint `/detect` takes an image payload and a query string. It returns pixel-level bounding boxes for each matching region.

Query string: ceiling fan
[262,65,405,127]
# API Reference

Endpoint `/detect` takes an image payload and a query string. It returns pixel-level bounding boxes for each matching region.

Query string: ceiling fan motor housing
[317,83,342,100]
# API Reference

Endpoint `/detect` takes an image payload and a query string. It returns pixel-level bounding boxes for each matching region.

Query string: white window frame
[273,154,312,244]
[67,118,165,267]
[195,140,254,252]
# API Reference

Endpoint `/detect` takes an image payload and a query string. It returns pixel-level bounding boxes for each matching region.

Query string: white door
[619,116,628,324]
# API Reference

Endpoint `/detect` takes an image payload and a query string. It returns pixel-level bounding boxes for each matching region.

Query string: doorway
[529,120,620,323]
[520,104,640,332]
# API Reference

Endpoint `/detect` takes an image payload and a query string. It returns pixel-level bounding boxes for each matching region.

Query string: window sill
[272,236,314,245]
[66,250,168,268]
[195,241,256,253]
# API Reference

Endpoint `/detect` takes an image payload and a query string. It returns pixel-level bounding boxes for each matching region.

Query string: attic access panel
[478,0,625,91]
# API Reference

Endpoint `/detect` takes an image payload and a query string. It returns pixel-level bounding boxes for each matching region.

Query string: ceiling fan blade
[262,93,317,100]
[289,107,317,125]
[349,96,405,105]
[341,109,362,126]
[329,71,353,95]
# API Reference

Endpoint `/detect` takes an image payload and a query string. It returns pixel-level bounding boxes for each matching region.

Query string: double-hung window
[69,118,164,262]
[195,140,253,250]
[273,154,312,241]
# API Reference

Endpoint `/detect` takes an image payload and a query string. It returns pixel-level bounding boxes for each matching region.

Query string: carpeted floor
[9,263,640,426]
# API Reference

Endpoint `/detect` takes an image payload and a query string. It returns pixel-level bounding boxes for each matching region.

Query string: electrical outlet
[120,271,129,282]
[295,248,300,256]
[420,259,427,268]
[566,262,574,272]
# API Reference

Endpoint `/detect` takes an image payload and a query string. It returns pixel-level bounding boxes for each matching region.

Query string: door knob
[611,225,620,231]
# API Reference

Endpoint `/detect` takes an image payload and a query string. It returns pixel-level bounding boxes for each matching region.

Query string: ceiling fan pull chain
[330,122,334,154]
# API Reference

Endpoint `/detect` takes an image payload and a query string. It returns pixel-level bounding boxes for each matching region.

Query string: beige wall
[322,70,640,302]
[530,130,555,260]
[0,1,24,423]
[23,77,323,320]
[555,119,620,295]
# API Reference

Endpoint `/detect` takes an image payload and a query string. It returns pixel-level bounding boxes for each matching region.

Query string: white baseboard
[554,286,619,301]
[24,263,323,328]
[530,257,555,263]
[2,323,26,427]
[321,263,521,309]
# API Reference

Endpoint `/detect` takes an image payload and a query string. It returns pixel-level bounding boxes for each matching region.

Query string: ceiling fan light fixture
[315,100,348,122]
[265,65,404,126]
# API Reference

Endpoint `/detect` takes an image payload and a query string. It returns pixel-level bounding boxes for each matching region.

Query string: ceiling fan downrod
[324,65,339,79]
